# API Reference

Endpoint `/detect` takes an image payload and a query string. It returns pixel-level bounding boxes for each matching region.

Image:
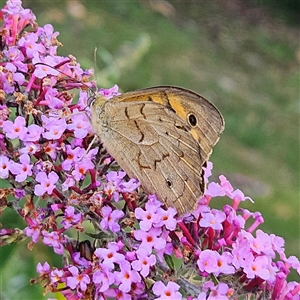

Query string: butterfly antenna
[94,47,98,76]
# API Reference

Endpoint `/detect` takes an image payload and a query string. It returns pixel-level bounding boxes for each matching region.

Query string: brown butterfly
[90,86,224,215]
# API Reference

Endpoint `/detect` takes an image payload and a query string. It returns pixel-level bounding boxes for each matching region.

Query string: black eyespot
[166,179,172,188]
[188,113,197,127]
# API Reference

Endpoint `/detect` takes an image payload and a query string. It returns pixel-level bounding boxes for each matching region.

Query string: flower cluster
[0,1,299,300]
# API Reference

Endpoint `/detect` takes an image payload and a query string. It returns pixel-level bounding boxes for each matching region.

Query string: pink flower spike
[104,288,131,300]
[146,194,162,210]
[18,32,46,58]
[243,255,271,280]
[215,252,235,276]
[249,229,273,256]
[62,175,76,192]
[247,212,264,233]
[32,55,60,78]
[3,47,25,64]
[202,281,230,300]
[71,157,94,181]
[77,90,89,110]
[20,142,40,154]
[44,141,58,160]
[106,170,126,183]
[205,182,225,198]
[42,230,64,254]
[61,145,85,171]
[119,178,140,192]
[194,292,207,300]
[152,281,182,300]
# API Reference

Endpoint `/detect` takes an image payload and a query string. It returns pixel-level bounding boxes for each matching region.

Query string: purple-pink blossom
[22,124,44,142]
[32,55,60,78]
[155,207,177,231]
[9,153,33,182]
[243,255,272,280]
[18,32,46,58]
[61,206,82,229]
[67,266,90,291]
[71,157,94,181]
[2,115,26,139]
[197,249,220,274]
[34,171,59,196]
[119,178,140,192]
[92,264,115,292]
[100,206,124,232]
[98,84,120,99]
[24,219,41,243]
[41,115,67,140]
[134,227,166,254]
[199,208,226,230]
[131,247,156,277]
[36,261,50,275]
[0,155,11,179]
[61,145,85,171]
[67,111,92,138]
[202,281,231,300]
[42,230,64,254]
[115,260,141,293]
[94,242,125,270]
[135,205,160,231]
[152,281,182,300]
[50,269,64,283]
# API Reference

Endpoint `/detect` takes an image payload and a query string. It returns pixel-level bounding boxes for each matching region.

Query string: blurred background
[0,0,299,298]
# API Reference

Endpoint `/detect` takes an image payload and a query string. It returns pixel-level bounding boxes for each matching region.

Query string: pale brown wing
[110,86,224,162]
[91,86,224,215]
[92,103,215,215]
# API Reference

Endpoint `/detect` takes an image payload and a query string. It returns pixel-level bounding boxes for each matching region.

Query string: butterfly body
[90,86,224,215]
